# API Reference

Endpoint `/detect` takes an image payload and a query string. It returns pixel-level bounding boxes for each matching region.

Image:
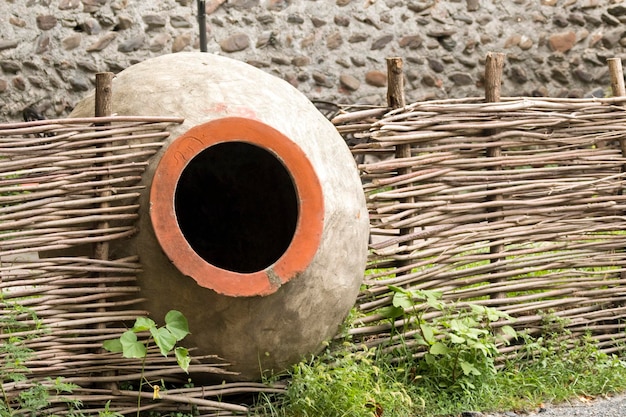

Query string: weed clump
[255,292,626,417]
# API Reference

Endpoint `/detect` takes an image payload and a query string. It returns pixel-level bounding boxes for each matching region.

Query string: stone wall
[1,0,625,122]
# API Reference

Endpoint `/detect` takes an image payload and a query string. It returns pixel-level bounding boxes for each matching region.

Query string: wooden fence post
[608,57,626,189]
[607,58,626,281]
[387,57,405,109]
[608,58,625,98]
[484,52,506,299]
[94,72,116,391]
[93,72,113,265]
[387,57,414,274]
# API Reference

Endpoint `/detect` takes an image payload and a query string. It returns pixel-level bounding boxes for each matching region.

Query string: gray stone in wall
[399,34,423,49]
[36,15,58,31]
[81,0,104,13]
[115,14,133,30]
[371,34,393,50]
[339,74,360,91]
[143,14,167,30]
[350,56,365,67]
[365,70,386,87]
[172,33,192,53]
[326,31,343,50]
[427,57,444,73]
[0,41,19,51]
[0,61,21,74]
[118,35,145,53]
[149,33,171,52]
[292,55,310,67]
[220,33,250,52]
[69,75,91,91]
[348,32,368,43]
[79,18,102,35]
[35,34,51,55]
[170,15,192,28]
[28,76,45,88]
[510,66,528,84]
[449,72,473,87]
[62,34,82,50]
[311,16,326,28]
[86,32,117,52]
[12,77,26,91]
[312,71,333,88]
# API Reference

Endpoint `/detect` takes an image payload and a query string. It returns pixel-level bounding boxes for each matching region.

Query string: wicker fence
[2,95,626,414]
[336,96,626,357]
[0,117,283,416]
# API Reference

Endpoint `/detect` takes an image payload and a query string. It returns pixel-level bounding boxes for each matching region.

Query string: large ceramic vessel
[70,52,369,381]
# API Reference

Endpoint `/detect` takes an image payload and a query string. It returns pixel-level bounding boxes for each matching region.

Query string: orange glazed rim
[149,117,324,297]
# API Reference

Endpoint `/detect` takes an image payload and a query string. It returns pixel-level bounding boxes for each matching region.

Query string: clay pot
[70,52,369,381]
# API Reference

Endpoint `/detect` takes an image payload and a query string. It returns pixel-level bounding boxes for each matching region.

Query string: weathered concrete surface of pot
[69,52,369,381]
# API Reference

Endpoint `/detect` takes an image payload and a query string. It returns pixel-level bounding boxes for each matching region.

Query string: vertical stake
[94,72,116,391]
[608,57,626,178]
[94,72,113,263]
[387,57,406,109]
[608,57,626,280]
[95,72,113,119]
[387,57,413,275]
[484,52,506,299]
[608,58,626,98]
[485,52,504,102]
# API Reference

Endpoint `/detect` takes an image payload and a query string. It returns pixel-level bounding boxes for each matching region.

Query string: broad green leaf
[414,333,428,346]
[449,333,465,344]
[420,323,435,344]
[175,347,191,373]
[165,310,190,341]
[102,338,123,353]
[424,289,443,299]
[449,319,467,333]
[409,289,427,301]
[429,342,449,355]
[470,304,485,315]
[485,307,502,322]
[460,324,484,338]
[464,317,480,330]
[470,341,490,356]
[120,330,147,358]
[460,361,481,376]
[501,325,517,338]
[151,327,177,356]
[132,317,156,332]
[426,297,445,310]
[377,305,405,319]
[392,292,412,310]
[423,290,444,309]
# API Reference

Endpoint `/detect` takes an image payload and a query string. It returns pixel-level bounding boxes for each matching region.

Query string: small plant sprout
[103,310,191,415]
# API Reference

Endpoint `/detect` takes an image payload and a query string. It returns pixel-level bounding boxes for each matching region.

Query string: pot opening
[174,141,299,274]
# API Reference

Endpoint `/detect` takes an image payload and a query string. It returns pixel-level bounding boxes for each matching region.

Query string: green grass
[255,345,416,417]
[254,318,626,417]
[410,338,626,416]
